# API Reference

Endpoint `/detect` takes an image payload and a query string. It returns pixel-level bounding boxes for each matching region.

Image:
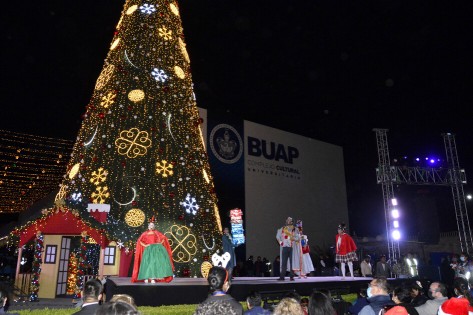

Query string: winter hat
[384,306,408,315]
[438,297,469,315]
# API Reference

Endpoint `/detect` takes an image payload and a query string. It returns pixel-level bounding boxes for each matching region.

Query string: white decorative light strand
[201,235,215,250]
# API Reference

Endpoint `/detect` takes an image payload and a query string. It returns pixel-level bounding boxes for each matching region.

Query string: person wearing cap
[437,297,471,315]
[434,277,473,315]
[276,217,296,281]
[375,255,391,278]
[414,281,448,315]
[131,217,174,283]
[361,255,373,277]
[335,223,357,279]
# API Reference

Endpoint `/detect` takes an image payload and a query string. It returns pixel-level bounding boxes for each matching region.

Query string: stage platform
[105,276,408,307]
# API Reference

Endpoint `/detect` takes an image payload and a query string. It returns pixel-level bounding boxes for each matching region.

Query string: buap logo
[209,124,243,164]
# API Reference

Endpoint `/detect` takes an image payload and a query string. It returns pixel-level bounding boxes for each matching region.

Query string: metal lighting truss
[373,129,472,259]
[373,129,400,262]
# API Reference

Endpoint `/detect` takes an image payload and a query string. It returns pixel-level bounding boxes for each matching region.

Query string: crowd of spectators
[6,251,473,314]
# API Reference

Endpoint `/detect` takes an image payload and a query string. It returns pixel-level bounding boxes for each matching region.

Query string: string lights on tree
[29,231,43,302]
[51,0,224,277]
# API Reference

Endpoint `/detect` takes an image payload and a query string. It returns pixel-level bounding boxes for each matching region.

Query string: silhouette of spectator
[308,291,336,315]
[273,297,303,315]
[246,256,255,277]
[72,278,103,315]
[244,291,271,315]
[110,294,137,308]
[254,256,264,277]
[194,266,243,314]
[273,256,281,277]
[348,288,369,315]
[96,301,139,315]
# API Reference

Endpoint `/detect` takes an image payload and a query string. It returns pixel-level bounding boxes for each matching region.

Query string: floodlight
[392,230,401,240]
[393,220,399,228]
[391,209,400,219]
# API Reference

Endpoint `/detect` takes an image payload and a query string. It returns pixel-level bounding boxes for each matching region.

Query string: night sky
[1,1,472,237]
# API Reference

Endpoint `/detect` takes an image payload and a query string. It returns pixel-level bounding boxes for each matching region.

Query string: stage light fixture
[391,198,398,206]
[393,220,399,228]
[391,209,400,219]
[392,230,401,240]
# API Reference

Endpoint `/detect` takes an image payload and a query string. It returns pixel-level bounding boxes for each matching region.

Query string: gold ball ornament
[110,38,120,50]
[68,163,81,179]
[178,38,190,63]
[169,3,180,16]
[126,5,138,15]
[174,66,186,79]
[201,261,213,278]
[128,89,145,102]
[124,208,146,227]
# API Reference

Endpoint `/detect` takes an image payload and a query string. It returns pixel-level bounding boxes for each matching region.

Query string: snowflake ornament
[91,186,110,204]
[116,240,124,249]
[139,3,156,14]
[158,26,172,40]
[100,91,116,108]
[151,68,168,82]
[90,167,108,185]
[71,192,82,202]
[156,160,174,177]
[180,193,199,215]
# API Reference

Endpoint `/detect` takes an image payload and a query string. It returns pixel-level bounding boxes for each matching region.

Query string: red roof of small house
[15,210,108,248]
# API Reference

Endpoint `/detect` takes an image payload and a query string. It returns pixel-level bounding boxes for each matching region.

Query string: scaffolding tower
[373,129,472,261]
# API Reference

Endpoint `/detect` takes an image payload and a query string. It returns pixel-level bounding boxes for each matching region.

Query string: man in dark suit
[72,279,103,315]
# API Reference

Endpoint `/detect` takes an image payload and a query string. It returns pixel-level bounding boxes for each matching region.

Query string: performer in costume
[335,223,357,280]
[301,234,315,278]
[222,227,236,278]
[131,217,174,283]
[276,217,295,281]
[289,220,303,278]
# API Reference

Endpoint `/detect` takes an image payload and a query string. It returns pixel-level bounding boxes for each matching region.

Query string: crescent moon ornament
[84,127,98,146]
[124,50,139,69]
[167,113,176,141]
[114,187,137,206]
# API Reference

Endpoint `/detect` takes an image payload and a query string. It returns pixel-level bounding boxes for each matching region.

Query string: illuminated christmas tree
[66,252,78,295]
[57,0,222,277]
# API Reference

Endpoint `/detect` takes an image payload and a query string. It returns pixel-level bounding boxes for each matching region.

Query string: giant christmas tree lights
[57,0,222,277]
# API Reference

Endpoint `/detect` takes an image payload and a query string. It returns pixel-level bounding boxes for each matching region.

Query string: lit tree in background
[66,252,78,295]
[56,0,222,277]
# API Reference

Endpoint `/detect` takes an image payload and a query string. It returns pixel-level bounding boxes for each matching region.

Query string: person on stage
[276,217,295,281]
[300,234,315,278]
[131,217,174,283]
[335,223,357,280]
[222,227,237,278]
[290,220,303,278]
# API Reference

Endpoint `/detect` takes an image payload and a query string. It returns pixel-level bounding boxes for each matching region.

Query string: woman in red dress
[131,220,174,283]
[335,223,357,279]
